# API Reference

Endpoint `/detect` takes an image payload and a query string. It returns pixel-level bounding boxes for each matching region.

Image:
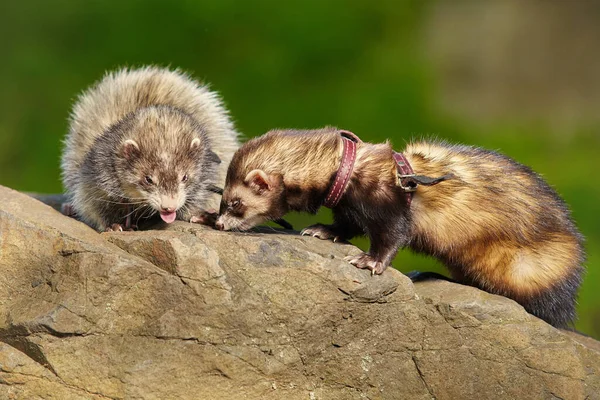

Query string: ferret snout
[158,194,180,224]
[215,216,227,231]
[159,195,179,212]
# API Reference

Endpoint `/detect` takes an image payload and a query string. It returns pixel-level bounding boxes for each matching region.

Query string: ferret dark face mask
[117,136,209,224]
[216,169,286,231]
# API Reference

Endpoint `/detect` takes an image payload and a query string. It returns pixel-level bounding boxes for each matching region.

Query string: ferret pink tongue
[160,211,177,223]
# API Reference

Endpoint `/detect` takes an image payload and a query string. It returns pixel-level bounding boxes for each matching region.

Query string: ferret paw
[344,253,388,275]
[105,223,135,232]
[301,224,348,243]
[190,209,218,226]
[61,203,77,218]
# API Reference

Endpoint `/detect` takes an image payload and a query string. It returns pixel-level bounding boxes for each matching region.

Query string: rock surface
[0,185,598,399]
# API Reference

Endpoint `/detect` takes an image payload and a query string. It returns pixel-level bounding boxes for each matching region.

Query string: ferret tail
[518,265,584,328]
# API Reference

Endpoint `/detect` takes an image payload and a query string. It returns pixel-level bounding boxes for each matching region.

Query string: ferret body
[61,66,239,231]
[216,127,585,328]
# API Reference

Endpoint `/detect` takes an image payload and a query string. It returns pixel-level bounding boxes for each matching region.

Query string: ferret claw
[190,210,218,227]
[104,223,136,232]
[61,203,77,218]
[106,224,124,232]
[345,253,387,275]
[302,224,346,243]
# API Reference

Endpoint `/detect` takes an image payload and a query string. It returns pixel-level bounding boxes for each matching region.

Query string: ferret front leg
[61,202,77,218]
[301,213,362,243]
[301,224,348,243]
[102,204,137,232]
[345,226,407,275]
[187,208,218,226]
[105,223,133,232]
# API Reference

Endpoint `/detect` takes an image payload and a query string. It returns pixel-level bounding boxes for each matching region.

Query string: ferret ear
[245,169,273,194]
[206,149,221,164]
[122,139,140,160]
[190,138,201,150]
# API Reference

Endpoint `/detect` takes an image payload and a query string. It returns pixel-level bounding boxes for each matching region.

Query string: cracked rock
[0,186,598,399]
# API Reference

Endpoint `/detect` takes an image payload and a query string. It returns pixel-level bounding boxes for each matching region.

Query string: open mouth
[159,211,177,223]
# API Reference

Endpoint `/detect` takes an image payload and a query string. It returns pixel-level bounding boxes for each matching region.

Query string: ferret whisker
[140,206,156,220]
[262,224,279,233]
[94,189,147,200]
[134,206,155,226]
[97,198,147,205]
[180,204,191,217]
[123,203,147,219]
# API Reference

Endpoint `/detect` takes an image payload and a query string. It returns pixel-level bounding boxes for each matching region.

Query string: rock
[25,192,67,213]
[1,184,599,399]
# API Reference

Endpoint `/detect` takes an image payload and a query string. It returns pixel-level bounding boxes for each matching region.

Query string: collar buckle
[397,174,418,192]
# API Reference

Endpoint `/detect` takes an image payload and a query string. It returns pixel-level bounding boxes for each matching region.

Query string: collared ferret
[61,66,239,231]
[215,127,585,328]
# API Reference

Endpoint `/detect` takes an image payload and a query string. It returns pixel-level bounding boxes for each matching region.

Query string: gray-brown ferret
[216,127,585,328]
[61,66,239,231]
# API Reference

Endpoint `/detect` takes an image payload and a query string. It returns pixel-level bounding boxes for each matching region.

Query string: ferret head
[216,169,286,231]
[111,106,220,223]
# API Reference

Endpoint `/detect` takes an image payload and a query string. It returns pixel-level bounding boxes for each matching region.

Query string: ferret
[215,127,585,328]
[61,66,239,231]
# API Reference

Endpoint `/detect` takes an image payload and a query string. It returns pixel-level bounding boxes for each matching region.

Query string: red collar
[324,133,448,209]
[323,130,361,208]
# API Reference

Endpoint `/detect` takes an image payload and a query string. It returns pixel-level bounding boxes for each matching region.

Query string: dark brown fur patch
[220,132,585,328]
[405,140,584,327]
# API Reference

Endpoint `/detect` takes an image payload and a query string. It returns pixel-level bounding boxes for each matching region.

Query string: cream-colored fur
[62,66,239,217]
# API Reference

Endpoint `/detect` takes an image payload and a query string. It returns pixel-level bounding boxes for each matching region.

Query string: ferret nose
[159,195,178,213]
[215,220,225,231]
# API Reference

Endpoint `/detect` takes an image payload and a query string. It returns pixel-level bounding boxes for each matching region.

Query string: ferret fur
[61,66,239,231]
[216,127,585,328]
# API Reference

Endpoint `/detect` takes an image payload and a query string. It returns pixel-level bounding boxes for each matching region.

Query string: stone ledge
[0,186,597,399]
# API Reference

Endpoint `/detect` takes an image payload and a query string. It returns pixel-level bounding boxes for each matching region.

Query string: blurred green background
[1,0,598,338]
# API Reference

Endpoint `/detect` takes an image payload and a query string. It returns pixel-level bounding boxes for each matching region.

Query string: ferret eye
[182,174,188,183]
[144,176,154,185]
[232,200,240,208]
